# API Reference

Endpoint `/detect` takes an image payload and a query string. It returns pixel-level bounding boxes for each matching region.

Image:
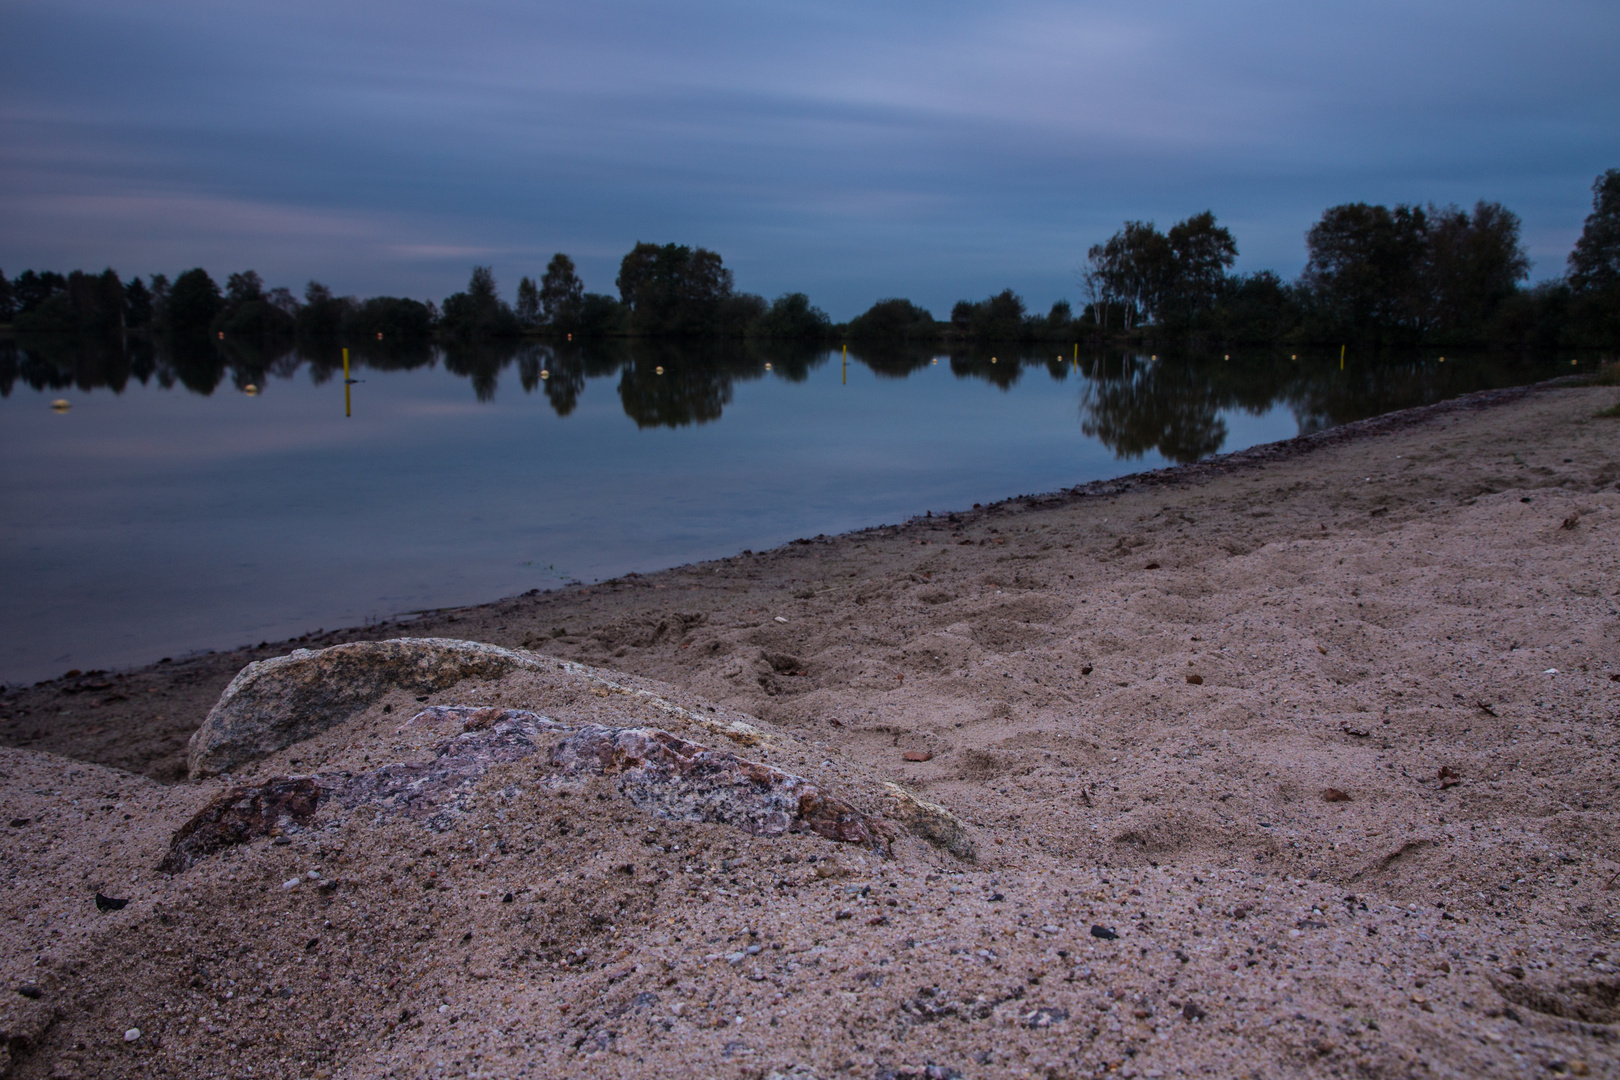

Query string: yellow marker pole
[343,347,351,417]
[842,344,846,385]
[1339,344,1345,371]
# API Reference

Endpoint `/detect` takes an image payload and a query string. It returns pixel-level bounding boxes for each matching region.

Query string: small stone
[835,909,854,920]
[437,1004,449,1015]
[1185,674,1203,685]
[17,983,41,999]
[306,869,320,879]
[1322,789,1351,803]
[282,878,300,889]
[94,893,129,912]
[774,617,788,624]
[502,892,514,903]
[726,951,746,964]
[123,1028,141,1042]
[1090,925,1118,940]
[902,751,933,762]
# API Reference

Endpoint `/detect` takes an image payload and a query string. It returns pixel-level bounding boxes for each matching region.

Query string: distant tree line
[3,169,1615,347]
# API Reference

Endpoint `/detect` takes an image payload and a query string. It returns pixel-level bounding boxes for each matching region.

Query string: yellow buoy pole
[1339,344,1345,371]
[842,344,846,386]
[343,347,351,417]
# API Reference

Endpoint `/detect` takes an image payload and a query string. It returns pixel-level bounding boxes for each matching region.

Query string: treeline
[3,169,1615,347]
[0,268,435,343]
[0,244,833,345]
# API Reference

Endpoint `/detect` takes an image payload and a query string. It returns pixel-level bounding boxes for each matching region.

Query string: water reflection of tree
[1,332,1572,453]
[949,346,1029,391]
[617,341,738,428]
[441,339,522,402]
[850,341,933,379]
[11,333,135,393]
[1080,354,1228,463]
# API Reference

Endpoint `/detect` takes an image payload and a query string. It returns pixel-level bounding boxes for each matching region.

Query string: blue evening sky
[2,0,1616,319]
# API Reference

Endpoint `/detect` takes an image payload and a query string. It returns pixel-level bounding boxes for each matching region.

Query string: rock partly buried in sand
[162,706,892,871]
[156,776,323,873]
[186,639,550,779]
[881,782,976,861]
[549,720,890,845]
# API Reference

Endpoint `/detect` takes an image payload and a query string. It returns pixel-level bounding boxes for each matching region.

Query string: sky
[2,0,1617,320]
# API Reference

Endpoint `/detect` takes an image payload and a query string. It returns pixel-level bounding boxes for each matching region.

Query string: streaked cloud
[1,0,1615,316]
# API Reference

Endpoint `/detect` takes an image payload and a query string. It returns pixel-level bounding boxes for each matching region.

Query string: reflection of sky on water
[0,341,1569,685]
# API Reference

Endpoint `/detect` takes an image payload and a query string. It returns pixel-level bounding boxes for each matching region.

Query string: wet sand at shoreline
[1,380,1617,1078]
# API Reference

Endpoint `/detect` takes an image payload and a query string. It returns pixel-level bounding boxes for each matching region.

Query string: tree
[346,296,434,340]
[440,266,520,338]
[751,292,831,339]
[1301,202,1428,339]
[846,298,938,340]
[266,287,299,315]
[515,276,541,328]
[951,289,1029,340]
[539,254,585,328]
[1085,221,1173,329]
[12,271,66,316]
[1423,201,1528,337]
[225,271,265,306]
[616,242,734,336]
[163,268,223,334]
[0,270,13,322]
[1568,168,1620,293]
[125,276,153,327]
[1165,211,1238,320]
[297,280,348,338]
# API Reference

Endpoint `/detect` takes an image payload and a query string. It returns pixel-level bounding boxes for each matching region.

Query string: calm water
[0,335,1572,686]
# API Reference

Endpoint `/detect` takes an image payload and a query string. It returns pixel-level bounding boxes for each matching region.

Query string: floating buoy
[540,369,549,380]
[243,384,259,396]
[655,365,664,375]
[990,357,997,364]
[764,362,772,371]
[51,399,70,412]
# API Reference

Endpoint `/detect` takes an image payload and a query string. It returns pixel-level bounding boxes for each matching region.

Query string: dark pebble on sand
[1090,925,1117,940]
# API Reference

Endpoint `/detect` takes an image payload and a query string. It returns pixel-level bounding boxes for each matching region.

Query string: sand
[1,380,1617,1079]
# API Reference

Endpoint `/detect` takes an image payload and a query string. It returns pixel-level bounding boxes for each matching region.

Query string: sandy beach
[1,378,1617,1079]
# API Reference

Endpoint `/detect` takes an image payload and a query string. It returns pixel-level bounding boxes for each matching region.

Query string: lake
[0,334,1573,686]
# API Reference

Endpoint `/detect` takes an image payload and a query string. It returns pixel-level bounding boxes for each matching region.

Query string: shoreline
[0,375,1594,781]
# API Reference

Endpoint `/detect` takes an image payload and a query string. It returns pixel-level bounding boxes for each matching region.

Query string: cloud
[1,0,1617,314]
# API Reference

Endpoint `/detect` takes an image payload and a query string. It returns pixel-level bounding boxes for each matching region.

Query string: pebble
[437,1004,449,1015]
[282,878,301,889]
[17,982,41,999]
[123,1028,141,1042]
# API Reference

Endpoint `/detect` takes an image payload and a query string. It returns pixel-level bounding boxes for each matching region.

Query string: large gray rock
[186,638,548,778]
[163,706,894,870]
